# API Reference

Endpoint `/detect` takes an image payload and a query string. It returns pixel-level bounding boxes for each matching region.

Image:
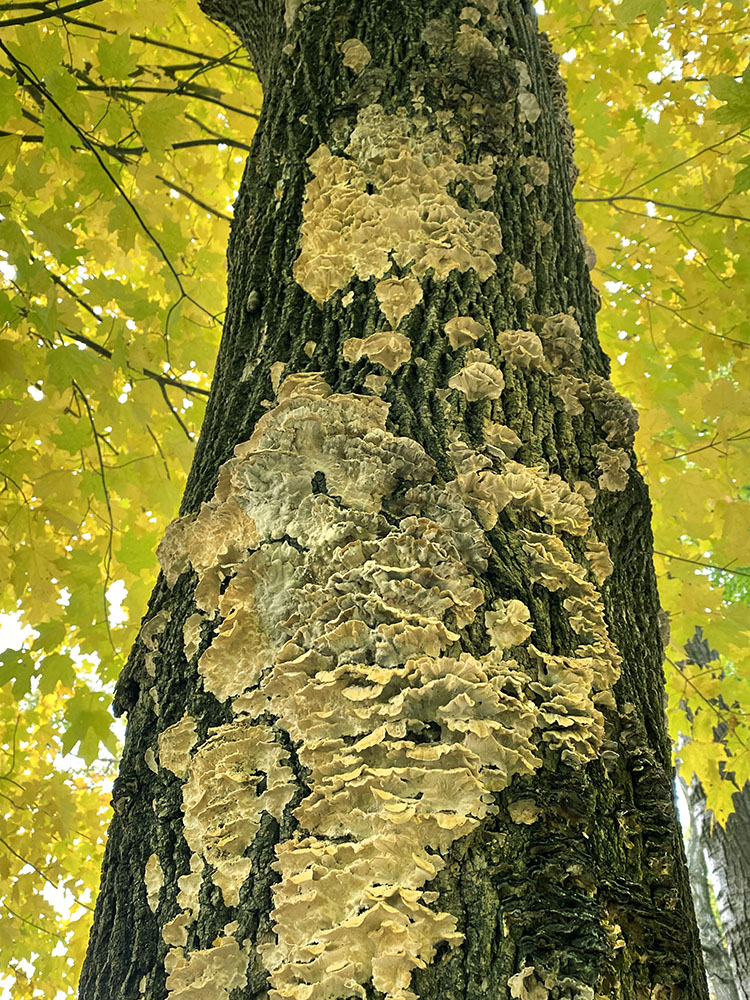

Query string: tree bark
[688,777,750,1000]
[80,2,709,998]
[683,776,741,1000]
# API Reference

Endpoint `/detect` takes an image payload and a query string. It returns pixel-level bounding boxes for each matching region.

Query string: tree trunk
[688,777,750,1000]
[79,2,709,998]
[683,776,741,1000]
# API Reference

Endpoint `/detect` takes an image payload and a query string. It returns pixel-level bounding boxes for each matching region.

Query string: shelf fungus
[588,374,639,449]
[536,312,583,372]
[484,423,522,459]
[510,262,534,301]
[585,539,614,585]
[552,373,587,416]
[448,361,505,401]
[293,105,502,315]
[341,37,372,73]
[485,598,533,650]
[183,613,204,662]
[495,328,546,369]
[144,853,164,914]
[155,377,626,1000]
[158,712,198,780]
[508,965,551,1000]
[164,932,249,1000]
[374,276,424,329]
[277,371,332,402]
[139,608,171,677]
[592,441,631,492]
[515,60,542,124]
[181,721,295,907]
[455,22,499,63]
[521,155,550,187]
[443,315,485,348]
[343,331,412,373]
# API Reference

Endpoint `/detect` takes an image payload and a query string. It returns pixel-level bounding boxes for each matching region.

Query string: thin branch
[618,127,750,198]
[71,380,114,651]
[75,82,260,120]
[0,130,251,155]
[146,424,170,479]
[0,716,21,780]
[0,900,67,941]
[0,42,218,324]
[664,428,750,462]
[42,261,102,323]
[654,550,750,579]
[53,12,254,68]
[576,194,750,225]
[595,268,750,348]
[56,327,210,397]
[666,657,749,752]
[158,175,232,221]
[0,0,101,27]
[158,382,194,441]
[0,835,93,911]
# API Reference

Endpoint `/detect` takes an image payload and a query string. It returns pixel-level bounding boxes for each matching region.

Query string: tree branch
[654,551,750,579]
[575,194,750,225]
[57,327,210,398]
[0,0,101,27]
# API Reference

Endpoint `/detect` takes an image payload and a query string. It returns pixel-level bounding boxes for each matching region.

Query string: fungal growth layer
[151,356,626,999]
[292,104,502,323]
[141,9,639,995]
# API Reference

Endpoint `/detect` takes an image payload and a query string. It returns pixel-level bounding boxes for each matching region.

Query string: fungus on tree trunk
[79,2,710,999]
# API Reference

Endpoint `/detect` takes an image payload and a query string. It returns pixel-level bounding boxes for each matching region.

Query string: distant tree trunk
[683,775,742,1000]
[79,2,708,998]
[687,777,750,1000]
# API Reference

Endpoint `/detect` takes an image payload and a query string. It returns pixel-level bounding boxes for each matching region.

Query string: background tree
[0,0,747,995]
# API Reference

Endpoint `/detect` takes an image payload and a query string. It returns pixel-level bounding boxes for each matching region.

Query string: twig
[0,0,101,27]
[654,550,750,579]
[158,382,194,441]
[71,380,114,651]
[576,194,750,225]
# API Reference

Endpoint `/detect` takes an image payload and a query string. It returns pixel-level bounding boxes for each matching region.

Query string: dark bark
[80,2,709,999]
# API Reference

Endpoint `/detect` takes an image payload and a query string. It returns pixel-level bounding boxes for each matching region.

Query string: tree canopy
[0,0,748,994]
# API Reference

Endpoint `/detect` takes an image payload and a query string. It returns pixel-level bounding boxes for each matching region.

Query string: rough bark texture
[80,2,709,999]
[688,778,750,1000]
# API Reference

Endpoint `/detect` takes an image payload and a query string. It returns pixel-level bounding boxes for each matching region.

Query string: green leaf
[32,621,67,652]
[644,0,667,28]
[44,345,93,391]
[710,72,750,123]
[63,687,117,764]
[136,96,185,157]
[51,416,92,455]
[0,650,35,698]
[96,33,139,82]
[38,653,77,694]
[733,160,750,194]
[0,341,26,381]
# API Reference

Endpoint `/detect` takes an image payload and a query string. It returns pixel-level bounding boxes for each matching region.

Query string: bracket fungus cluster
[292,104,502,320]
[146,340,625,999]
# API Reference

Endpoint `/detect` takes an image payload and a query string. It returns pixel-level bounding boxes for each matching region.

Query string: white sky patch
[106,580,129,627]
[0,611,36,652]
